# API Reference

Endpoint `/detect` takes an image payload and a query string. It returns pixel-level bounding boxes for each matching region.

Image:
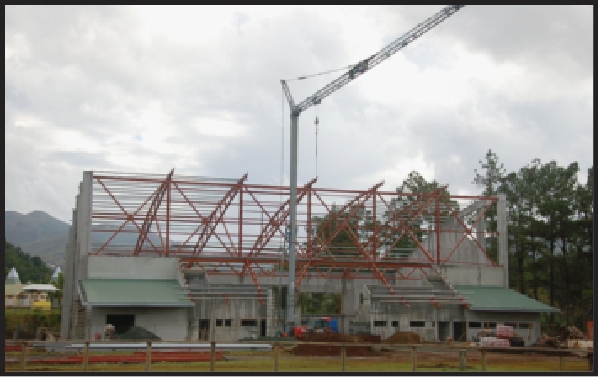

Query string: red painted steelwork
[90,170,499,293]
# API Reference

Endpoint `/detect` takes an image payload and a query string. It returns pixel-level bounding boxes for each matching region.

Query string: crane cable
[284,64,355,82]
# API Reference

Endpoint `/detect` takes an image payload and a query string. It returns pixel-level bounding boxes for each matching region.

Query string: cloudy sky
[5,5,593,223]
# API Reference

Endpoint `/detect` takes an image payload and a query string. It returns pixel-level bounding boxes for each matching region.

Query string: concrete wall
[464,310,541,346]
[194,297,270,342]
[367,302,465,341]
[88,255,182,283]
[438,265,504,286]
[91,307,188,341]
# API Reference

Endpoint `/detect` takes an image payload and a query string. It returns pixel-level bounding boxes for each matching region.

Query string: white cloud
[4,5,593,223]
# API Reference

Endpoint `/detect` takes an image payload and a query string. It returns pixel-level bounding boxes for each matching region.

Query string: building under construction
[62,170,557,345]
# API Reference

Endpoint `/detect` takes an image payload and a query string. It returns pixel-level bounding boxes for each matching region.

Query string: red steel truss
[90,171,500,290]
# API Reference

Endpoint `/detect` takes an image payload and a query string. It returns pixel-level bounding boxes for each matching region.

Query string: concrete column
[477,205,486,262]
[77,171,93,281]
[266,288,275,337]
[61,209,77,340]
[497,193,508,288]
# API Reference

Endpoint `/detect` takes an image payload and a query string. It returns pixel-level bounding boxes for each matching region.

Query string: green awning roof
[453,285,559,313]
[80,279,193,307]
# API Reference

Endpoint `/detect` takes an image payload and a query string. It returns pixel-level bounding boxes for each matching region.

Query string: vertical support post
[307,186,312,257]
[166,174,171,257]
[146,341,152,372]
[497,193,508,287]
[238,186,243,257]
[274,342,280,371]
[481,348,487,371]
[558,353,564,371]
[411,346,417,371]
[436,194,440,264]
[21,342,27,371]
[83,341,89,371]
[372,189,377,260]
[287,112,299,331]
[210,341,216,371]
[341,344,347,371]
[459,349,466,371]
[588,351,593,371]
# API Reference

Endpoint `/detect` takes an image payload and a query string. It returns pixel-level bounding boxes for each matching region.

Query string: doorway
[198,319,210,340]
[106,314,135,335]
[260,320,266,337]
[439,321,450,341]
[453,321,466,342]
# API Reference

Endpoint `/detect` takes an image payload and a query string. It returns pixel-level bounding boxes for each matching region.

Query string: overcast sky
[5,5,593,223]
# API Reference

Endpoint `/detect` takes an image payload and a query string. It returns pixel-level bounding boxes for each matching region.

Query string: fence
[4,340,593,373]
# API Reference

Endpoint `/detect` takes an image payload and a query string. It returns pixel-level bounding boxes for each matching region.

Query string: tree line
[473,150,593,330]
[4,240,53,284]
[297,150,592,331]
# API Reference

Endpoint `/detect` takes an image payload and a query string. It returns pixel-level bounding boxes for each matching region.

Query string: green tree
[4,241,52,284]
[473,149,507,263]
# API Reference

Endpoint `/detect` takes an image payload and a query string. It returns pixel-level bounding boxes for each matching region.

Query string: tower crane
[281,5,466,331]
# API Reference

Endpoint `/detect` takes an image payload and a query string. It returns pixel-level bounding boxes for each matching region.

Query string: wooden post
[559,354,564,371]
[341,344,346,372]
[21,342,27,371]
[210,341,216,372]
[481,348,487,372]
[83,341,89,371]
[411,346,417,372]
[588,352,593,372]
[459,349,466,371]
[274,342,280,371]
[146,341,152,372]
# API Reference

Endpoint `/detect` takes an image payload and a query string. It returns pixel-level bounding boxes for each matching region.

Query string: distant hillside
[5,210,70,247]
[5,241,53,284]
[5,211,70,269]
[5,210,164,270]
[20,234,69,270]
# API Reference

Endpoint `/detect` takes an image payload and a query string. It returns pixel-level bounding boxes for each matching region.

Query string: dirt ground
[290,331,592,368]
[293,332,378,357]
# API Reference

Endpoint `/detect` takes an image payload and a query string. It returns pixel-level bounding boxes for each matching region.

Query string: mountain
[20,234,69,270]
[5,211,70,269]
[5,210,70,247]
[5,211,164,270]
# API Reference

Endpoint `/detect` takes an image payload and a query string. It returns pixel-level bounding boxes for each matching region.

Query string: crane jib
[287,5,466,115]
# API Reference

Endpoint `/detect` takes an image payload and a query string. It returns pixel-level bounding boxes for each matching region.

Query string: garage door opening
[106,314,135,335]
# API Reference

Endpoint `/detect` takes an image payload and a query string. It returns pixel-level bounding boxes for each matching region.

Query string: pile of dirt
[382,332,421,344]
[357,334,381,343]
[292,332,377,357]
[113,326,161,341]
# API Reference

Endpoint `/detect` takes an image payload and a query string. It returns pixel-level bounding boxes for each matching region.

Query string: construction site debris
[480,337,510,347]
[536,333,558,347]
[382,332,421,344]
[477,329,496,338]
[496,325,514,339]
[560,326,584,340]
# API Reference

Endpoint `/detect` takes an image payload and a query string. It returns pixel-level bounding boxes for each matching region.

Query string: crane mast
[281,5,465,332]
